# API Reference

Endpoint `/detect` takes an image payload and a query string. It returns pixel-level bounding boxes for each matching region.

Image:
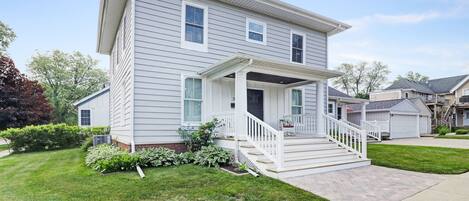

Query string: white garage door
[419,116,430,134]
[390,114,418,139]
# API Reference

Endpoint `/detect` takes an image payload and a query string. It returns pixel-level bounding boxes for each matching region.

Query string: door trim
[247,88,264,121]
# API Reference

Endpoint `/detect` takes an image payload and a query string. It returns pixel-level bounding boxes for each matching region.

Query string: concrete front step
[266,159,371,178]
[257,152,358,167]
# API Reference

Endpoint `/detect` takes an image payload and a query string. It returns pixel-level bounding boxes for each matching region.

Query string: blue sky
[2,0,469,82]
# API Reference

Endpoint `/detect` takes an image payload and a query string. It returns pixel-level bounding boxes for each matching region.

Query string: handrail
[342,119,361,129]
[323,114,367,159]
[245,112,284,169]
[212,112,235,137]
[361,120,381,141]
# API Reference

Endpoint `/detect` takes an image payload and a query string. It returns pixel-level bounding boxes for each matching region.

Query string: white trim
[450,75,469,93]
[290,30,306,65]
[181,74,204,126]
[245,17,267,45]
[328,101,336,115]
[79,109,92,127]
[180,1,208,52]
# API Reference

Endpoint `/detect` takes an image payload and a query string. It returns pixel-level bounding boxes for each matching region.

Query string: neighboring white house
[73,87,110,127]
[327,87,366,121]
[96,0,371,178]
[348,98,432,139]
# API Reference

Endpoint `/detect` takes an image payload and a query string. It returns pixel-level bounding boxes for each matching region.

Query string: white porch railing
[361,120,381,141]
[323,114,367,159]
[246,112,284,169]
[282,114,316,136]
[212,112,235,137]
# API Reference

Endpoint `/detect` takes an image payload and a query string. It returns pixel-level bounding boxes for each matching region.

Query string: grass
[0,149,325,201]
[0,144,9,151]
[435,135,469,140]
[368,144,469,174]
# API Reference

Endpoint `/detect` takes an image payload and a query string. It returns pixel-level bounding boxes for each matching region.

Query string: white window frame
[79,109,92,126]
[180,1,208,52]
[328,102,336,115]
[291,88,304,115]
[245,18,267,45]
[463,88,469,96]
[181,74,204,126]
[290,30,306,65]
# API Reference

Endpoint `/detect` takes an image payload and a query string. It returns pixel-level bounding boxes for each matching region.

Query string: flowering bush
[178,119,220,152]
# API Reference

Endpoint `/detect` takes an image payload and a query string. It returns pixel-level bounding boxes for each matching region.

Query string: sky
[2,0,469,83]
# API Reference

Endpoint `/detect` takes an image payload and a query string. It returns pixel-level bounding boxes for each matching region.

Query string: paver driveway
[282,166,445,201]
[381,137,469,149]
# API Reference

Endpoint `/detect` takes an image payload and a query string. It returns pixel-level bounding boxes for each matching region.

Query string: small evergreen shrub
[135,147,178,167]
[194,145,231,168]
[178,119,220,152]
[436,125,450,136]
[455,129,469,135]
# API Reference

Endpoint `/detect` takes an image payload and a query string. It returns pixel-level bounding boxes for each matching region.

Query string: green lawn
[0,144,9,151]
[0,149,325,201]
[368,144,469,174]
[435,135,469,140]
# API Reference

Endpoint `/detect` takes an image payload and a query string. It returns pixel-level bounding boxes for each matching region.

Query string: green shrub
[135,147,179,167]
[176,151,195,165]
[81,137,94,152]
[94,154,140,173]
[85,144,138,173]
[178,119,220,152]
[194,145,231,168]
[455,129,469,135]
[0,124,109,152]
[436,125,450,136]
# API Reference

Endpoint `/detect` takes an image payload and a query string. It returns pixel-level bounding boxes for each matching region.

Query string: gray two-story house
[97,0,370,178]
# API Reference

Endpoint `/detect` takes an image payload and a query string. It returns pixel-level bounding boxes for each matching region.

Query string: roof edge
[73,87,110,107]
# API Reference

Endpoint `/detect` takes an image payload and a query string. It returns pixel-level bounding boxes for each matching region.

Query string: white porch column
[316,81,325,136]
[361,102,368,126]
[235,70,248,140]
[202,79,212,122]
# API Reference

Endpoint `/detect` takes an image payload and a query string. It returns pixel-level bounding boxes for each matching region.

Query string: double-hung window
[291,31,305,64]
[246,18,266,45]
[181,1,208,52]
[291,89,303,115]
[80,110,91,126]
[184,77,202,123]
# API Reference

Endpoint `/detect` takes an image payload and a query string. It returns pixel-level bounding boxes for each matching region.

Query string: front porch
[199,54,370,178]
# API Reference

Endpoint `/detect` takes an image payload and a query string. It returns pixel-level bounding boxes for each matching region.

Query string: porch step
[266,159,371,178]
[257,152,358,167]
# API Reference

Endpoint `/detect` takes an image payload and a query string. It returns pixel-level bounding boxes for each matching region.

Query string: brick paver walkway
[282,166,445,201]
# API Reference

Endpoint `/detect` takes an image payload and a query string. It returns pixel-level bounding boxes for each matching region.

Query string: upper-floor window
[80,109,91,126]
[183,77,203,123]
[291,89,303,115]
[290,30,305,64]
[181,1,208,52]
[246,18,266,45]
[328,102,335,114]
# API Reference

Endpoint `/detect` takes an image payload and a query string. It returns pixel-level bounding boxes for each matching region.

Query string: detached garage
[347,98,432,139]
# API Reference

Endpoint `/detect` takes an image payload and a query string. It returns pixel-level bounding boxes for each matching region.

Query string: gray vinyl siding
[109,1,134,144]
[133,0,328,144]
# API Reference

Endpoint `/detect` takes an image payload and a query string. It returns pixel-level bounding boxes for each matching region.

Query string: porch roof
[198,53,343,81]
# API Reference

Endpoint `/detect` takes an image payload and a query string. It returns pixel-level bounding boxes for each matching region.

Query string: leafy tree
[333,61,390,99]
[0,56,52,130]
[0,21,16,56]
[396,71,429,83]
[28,50,108,124]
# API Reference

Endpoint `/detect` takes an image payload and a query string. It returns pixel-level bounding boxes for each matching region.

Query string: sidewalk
[405,172,469,201]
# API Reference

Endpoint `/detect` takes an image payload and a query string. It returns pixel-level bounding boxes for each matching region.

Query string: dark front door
[247,89,264,121]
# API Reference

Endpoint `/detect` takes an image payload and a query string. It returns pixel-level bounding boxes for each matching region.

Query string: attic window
[246,18,267,45]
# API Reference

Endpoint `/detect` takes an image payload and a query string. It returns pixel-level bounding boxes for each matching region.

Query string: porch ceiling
[199,53,343,81]
[225,72,305,85]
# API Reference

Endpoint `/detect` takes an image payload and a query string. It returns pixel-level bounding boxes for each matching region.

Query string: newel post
[277,131,285,169]
[361,129,367,159]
